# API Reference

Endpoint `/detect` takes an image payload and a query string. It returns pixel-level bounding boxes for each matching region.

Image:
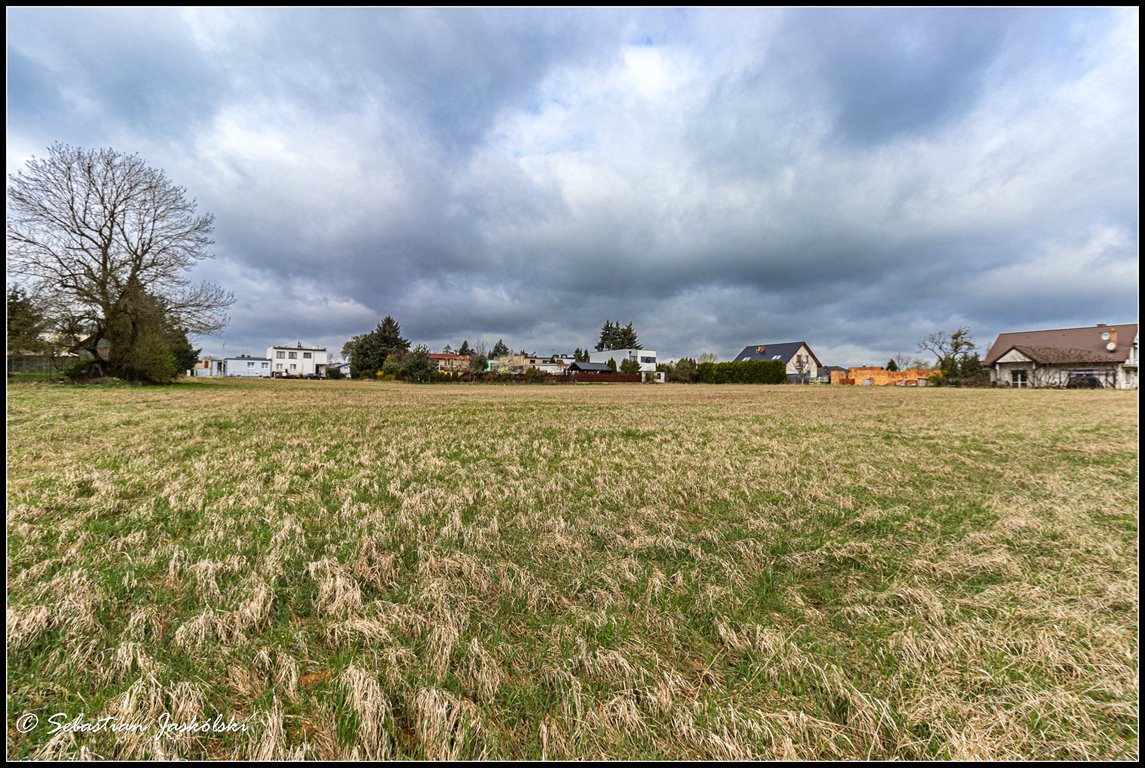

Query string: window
[640,356,655,364]
[290,364,297,370]
[261,362,268,368]
[289,352,297,359]
[276,351,285,359]
[276,363,282,370]
[303,352,312,359]
[247,362,255,368]
[1012,370,1028,388]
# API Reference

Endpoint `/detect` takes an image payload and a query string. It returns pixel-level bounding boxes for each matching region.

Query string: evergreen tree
[491,339,510,358]
[620,358,641,375]
[167,327,201,373]
[403,345,434,382]
[6,286,48,355]
[619,322,641,349]
[595,320,616,351]
[458,340,472,356]
[886,358,899,371]
[595,320,641,351]
[348,315,411,378]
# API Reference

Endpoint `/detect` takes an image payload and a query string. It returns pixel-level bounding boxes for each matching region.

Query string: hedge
[697,360,787,384]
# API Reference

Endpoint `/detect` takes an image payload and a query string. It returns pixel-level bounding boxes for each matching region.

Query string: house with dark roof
[733,342,823,383]
[984,323,1138,389]
[567,361,614,374]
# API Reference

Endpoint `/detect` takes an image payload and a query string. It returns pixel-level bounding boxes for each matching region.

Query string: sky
[6,7,1140,366]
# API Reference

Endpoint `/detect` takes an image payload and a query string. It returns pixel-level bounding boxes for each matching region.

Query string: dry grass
[6,378,1138,759]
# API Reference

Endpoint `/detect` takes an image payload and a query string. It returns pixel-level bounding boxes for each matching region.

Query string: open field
[6,379,1138,759]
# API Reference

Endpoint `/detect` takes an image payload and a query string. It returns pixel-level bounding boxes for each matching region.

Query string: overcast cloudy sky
[7,7,1139,365]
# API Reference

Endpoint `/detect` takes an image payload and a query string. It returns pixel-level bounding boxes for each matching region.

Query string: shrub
[698,360,786,384]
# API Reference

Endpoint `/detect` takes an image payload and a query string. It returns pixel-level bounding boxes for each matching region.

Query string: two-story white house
[589,348,658,373]
[266,342,329,377]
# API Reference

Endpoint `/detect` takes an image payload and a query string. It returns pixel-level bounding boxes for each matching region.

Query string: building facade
[589,348,658,372]
[266,343,329,377]
[985,324,1138,389]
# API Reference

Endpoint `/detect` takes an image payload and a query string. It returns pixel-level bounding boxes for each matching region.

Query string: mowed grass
[6,378,1138,759]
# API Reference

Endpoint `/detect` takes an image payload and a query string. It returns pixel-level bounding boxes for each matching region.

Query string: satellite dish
[1106,342,1117,351]
[1101,331,1111,341]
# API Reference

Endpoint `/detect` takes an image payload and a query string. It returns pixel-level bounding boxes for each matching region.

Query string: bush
[64,358,105,382]
[523,367,545,384]
[698,360,786,384]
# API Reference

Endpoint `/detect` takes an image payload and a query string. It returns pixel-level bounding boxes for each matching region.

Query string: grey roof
[733,342,823,368]
[568,361,614,373]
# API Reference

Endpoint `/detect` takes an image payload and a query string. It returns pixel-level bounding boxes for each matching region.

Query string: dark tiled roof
[568,361,614,373]
[733,342,822,368]
[985,324,1138,366]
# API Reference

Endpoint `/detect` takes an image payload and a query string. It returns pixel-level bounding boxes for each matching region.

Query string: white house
[223,355,272,377]
[732,342,823,383]
[266,343,329,377]
[589,348,658,372]
[985,323,1138,389]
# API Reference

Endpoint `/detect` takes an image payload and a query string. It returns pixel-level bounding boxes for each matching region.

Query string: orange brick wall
[834,367,934,386]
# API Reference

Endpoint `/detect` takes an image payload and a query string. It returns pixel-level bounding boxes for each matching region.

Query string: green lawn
[6,378,1138,759]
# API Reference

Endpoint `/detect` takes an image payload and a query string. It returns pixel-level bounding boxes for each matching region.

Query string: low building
[191,358,224,377]
[266,342,329,377]
[528,357,572,375]
[567,361,614,374]
[732,342,822,383]
[223,355,272,377]
[985,323,1138,389]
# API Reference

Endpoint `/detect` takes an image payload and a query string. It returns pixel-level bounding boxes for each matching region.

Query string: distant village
[187,322,1139,390]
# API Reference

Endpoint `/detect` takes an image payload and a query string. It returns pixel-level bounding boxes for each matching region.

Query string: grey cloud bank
[6,7,1138,366]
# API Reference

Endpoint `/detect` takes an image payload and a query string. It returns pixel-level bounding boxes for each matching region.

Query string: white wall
[266,346,329,376]
[225,357,272,377]
[589,349,657,372]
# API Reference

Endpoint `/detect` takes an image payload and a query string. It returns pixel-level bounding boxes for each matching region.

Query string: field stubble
[6,379,1138,759]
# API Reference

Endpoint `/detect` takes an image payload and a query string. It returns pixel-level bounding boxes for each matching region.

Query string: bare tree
[697,352,719,364]
[918,327,975,375]
[7,143,234,372]
[792,353,811,384]
[892,352,931,371]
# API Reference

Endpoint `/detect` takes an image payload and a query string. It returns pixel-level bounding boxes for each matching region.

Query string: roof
[428,354,469,360]
[984,324,1138,366]
[268,343,327,351]
[733,342,823,368]
[568,361,614,373]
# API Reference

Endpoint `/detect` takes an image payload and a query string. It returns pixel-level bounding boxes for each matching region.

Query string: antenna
[1101,331,1111,341]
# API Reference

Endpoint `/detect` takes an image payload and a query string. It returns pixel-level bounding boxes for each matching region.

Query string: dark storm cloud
[5,7,1138,365]
[779,8,1019,146]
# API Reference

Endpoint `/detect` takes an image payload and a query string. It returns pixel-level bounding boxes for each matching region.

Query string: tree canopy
[6,143,233,380]
[594,320,641,351]
[347,315,411,377]
[6,285,49,355]
[918,327,988,386]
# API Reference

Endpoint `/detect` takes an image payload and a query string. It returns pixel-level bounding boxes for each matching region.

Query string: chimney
[756,345,765,354]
